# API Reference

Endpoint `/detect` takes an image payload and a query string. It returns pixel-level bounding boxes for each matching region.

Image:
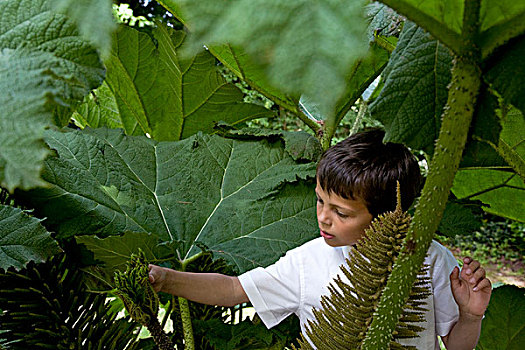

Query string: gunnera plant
[296,184,431,349]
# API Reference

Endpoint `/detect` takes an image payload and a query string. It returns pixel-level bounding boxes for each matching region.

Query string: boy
[149,129,492,349]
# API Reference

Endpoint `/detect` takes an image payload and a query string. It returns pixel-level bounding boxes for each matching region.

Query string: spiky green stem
[178,296,194,350]
[176,253,202,350]
[362,1,482,348]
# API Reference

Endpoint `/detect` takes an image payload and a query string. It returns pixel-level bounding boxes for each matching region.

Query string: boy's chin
[322,238,344,247]
[322,237,356,247]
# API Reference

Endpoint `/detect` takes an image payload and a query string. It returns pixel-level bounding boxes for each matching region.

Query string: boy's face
[315,181,373,247]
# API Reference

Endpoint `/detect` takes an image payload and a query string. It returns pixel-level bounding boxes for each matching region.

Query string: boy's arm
[441,257,492,350]
[148,264,249,307]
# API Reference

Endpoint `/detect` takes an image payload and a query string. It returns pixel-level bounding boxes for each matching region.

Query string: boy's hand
[148,264,167,293]
[450,257,492,319]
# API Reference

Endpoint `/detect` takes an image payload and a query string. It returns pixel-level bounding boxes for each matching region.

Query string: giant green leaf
[0,0,105,191]
[52,0,116,57]
[452,169,524,222]
[23,128,318,272]
[159,0,368,118]
[369,22,453,154]
[453,106,525,221]
[75,24,272,141]
[379,0,525,58]
[0,204,61,271]
[477,285,525,350]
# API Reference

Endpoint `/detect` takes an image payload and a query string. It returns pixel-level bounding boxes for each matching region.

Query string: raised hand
[449,257,492,319]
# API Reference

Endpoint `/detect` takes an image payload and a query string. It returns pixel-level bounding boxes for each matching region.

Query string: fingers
[473,277,491,292]
[461,257,490,291]
[462,258,480,278]
[449,266,462,289]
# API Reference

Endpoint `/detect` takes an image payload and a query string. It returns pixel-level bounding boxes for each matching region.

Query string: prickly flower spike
[296,183,431,350]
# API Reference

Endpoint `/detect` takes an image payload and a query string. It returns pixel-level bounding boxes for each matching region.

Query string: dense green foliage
[476,285,525,349]
[0,0,524,348]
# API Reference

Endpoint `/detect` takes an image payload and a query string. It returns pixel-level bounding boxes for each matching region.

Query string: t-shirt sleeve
[431,243,460,336]
[237,249,303,329]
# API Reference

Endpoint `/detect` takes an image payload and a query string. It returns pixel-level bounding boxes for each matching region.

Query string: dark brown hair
[316,129,421,217]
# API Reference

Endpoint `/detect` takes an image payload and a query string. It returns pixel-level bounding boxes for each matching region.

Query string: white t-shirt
[238,237,459,349]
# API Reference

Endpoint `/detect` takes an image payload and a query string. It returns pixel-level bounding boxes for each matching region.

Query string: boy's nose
[317,208,331,226]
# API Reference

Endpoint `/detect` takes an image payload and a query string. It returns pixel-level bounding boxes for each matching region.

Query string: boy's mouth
[320,230,335,239]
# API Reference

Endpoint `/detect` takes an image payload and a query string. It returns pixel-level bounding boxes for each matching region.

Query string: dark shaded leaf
[0,205,61,271]
[477,285,525,350]
[437,202,482,237]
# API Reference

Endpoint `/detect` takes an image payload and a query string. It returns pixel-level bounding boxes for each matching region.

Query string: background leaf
[162,0,368,117]
[76,231,180,290]
[75,24,272,140]
[0,205,61,271]
[0,49,58,190]
[369,21,453,155]
[0,0,104,191]
[0,0,104,103]
[378,0,463,54]
[22,128,318,272]
[73,82,124,131]
[477,285,525,350]
[460,87,505,168]
[478,0,525,57]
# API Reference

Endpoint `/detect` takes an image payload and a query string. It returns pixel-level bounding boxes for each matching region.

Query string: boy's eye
[336,211,348,218]
[316,197,323,204]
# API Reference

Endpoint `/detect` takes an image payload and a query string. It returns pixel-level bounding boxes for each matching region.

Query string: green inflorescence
[114,249,175,350]
[296,184,431,349]
[114,249,160,325]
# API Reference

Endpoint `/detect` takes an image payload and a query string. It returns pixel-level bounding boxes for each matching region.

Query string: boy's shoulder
[285,237,347,262]
[426,239,459,270]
